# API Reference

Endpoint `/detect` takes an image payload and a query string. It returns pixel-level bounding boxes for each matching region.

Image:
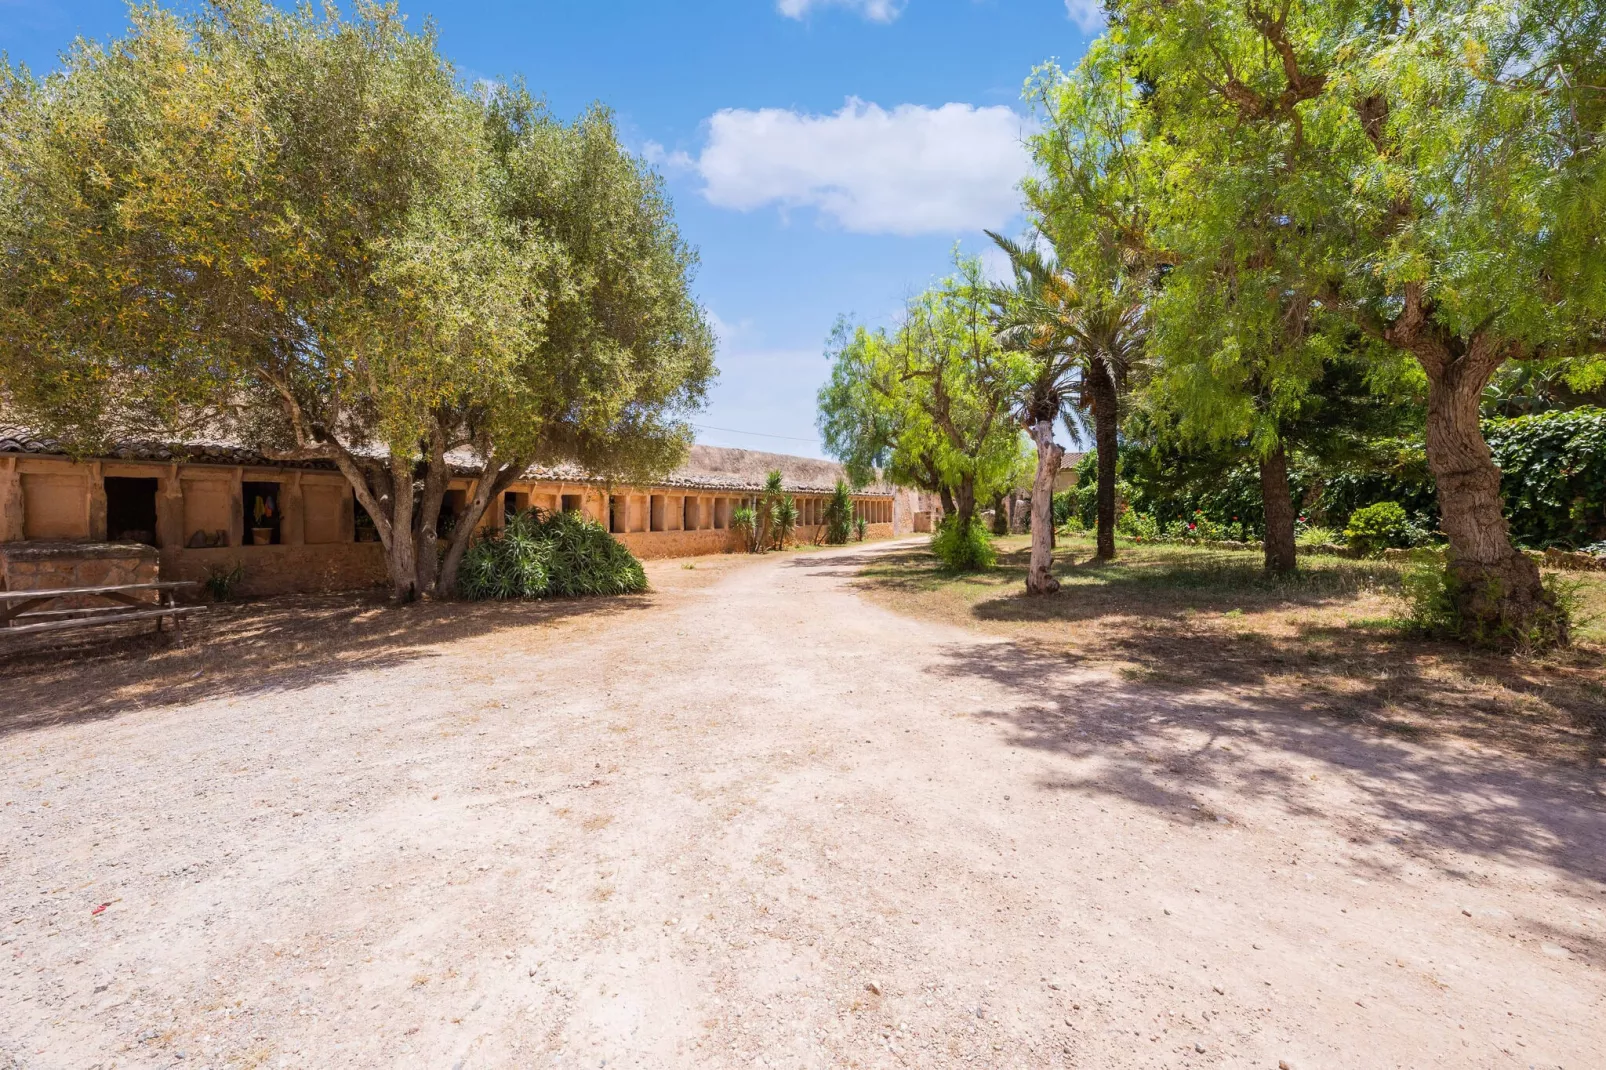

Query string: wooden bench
[0,581,199,642]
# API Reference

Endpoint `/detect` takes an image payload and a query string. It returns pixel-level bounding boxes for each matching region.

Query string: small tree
[823,481,855,545]
[817,258,1027,540]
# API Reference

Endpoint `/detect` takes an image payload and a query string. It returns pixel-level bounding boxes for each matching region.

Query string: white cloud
[1064,0,1104,32]
[777,0,904,22]
[688,99,1031,236]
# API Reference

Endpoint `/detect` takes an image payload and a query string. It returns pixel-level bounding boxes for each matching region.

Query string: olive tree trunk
[436,457,526,597]
[1027,419,1065,595]
[1259,443,1298,575]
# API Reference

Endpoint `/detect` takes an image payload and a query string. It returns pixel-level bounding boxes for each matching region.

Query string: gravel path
[3,538,1602,1069]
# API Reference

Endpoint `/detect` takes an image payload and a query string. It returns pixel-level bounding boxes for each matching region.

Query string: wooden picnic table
[0,580,199,639]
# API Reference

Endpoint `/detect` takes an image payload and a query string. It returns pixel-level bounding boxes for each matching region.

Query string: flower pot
[251,527,274,546]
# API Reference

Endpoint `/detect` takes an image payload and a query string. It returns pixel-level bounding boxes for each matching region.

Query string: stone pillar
[228,467,245,548]
[0,457,22,543]
[341,484,356,542]
[282,470,306,545]
[87,461,108,541]
[157,464,184,549]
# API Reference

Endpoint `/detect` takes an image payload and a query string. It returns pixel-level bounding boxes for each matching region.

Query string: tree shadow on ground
[928,636,1606,892]
[849,538,1606,767]
[0,590,654,740]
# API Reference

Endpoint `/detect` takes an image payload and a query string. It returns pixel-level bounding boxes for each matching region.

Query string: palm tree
[986,232,1146,580]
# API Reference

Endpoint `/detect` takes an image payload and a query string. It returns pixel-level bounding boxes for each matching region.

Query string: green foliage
[1485,408,1606,549]
[855,516,869,542]
[1116,509,1159,541]
[0,2,712,599]
[459,510,646,600]
[1343,503,1427,558]
[772,494,799,550]
[751,470,799,552]
[730,506,756,552]
[817,255,1030,520]
[202,562,246,602]
[823,481,854,545]
[1027,0,1606,641]
[930,516,997,572]
[1401,560,1460,638]
[1402,560,1583,650]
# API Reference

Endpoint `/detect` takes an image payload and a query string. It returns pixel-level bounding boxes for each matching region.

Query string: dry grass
[855,534,1606,763]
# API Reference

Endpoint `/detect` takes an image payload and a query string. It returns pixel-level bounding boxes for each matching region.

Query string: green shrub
[1116,509,1159,541]
[459,510,646,600]
[1486,407,1606,548]
[930,516,996,571]
[731,506,756,551]
[823,481,854,545]
[854,516,868,542]
[203,561,246,602]
[1295,522,1339,547]
[771,494,799,549]
[1402,559,1584,649]
[1343,501,1427,557]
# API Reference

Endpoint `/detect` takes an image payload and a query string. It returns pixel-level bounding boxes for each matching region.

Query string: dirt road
[3,539,1602,1068]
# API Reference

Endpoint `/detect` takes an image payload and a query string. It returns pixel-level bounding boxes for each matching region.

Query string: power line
[693,422,818,444]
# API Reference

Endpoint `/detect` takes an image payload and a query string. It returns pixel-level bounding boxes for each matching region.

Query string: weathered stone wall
[614,529,739,560]
[162,544,388,598]
[2,453,905,594]
[0,542,160,607]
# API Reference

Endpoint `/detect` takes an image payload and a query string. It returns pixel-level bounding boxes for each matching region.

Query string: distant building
[1053,452,1087,494]
[0,431,921,598]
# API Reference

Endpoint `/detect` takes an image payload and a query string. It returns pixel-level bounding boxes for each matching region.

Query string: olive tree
[0,1,713,601]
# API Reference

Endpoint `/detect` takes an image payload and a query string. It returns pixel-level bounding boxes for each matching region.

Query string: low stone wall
[1381,546,1606,573]
[162,543,388,598]
[614,529,740,561]
[0,541,160,607]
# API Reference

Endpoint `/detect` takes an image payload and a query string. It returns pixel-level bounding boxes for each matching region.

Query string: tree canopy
[1023,0,1606,643]
[0,0,714,600]
[818,257,1027,540]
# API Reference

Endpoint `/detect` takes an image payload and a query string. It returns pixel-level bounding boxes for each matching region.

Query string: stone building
[0,430,924,598]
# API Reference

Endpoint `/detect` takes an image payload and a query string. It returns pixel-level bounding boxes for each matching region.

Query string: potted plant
[251,495,275,546]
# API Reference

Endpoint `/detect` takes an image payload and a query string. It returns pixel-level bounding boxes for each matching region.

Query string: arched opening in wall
[683,496,700,531]
[609,495,627,534]
[560,493,582,514]
[503,491,529,523]
[104,477,158,546]
[650,494,667,532]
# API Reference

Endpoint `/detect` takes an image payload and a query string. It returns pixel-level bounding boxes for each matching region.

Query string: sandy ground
[2,538,1603,1069]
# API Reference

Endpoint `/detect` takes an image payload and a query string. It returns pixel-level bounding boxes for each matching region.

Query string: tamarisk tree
[818,258,1026,541]
[1032,0,1605,641]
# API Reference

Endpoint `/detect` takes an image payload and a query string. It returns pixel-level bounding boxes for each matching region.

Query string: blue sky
[3,0,1101,457]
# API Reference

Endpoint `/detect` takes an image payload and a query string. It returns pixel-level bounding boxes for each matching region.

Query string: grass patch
[856,534,1606,762]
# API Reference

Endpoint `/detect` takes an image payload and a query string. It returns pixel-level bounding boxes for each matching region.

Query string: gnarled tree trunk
[436,457,525,597]
[412,430,449,597]
[1088,356,1119,560]
[1420,341,1564,645]
[952,475,977,533]
[1259,442,1297,574]
[384,453,419,603]
[1026,419,1065,595]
